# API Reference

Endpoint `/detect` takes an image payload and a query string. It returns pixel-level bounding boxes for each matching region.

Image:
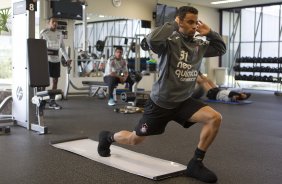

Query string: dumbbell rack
[276,58,282,96]
[233,57,282,95]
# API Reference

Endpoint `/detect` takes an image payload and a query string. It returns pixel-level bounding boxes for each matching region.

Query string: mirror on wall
[72,13,152,78]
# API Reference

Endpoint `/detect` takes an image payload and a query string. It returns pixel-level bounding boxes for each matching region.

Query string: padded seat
[82,81,108,86]
[36,89,62,97]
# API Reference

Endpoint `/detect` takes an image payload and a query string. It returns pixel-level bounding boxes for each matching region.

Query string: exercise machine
[63,59,111,100]
[28,38,63,134]
[63,64,89,99]
[12,0,38,132]
[0,95,13,135]
[11,0,62,134]
[95,36,142,71]
[117,71,149,108]
[0,95,13,124]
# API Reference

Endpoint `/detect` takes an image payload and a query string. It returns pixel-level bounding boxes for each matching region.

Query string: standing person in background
[103,46,134,106]
[98,6,226,183]
[40,16,72,109]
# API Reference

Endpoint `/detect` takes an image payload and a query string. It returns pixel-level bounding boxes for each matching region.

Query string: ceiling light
[211,0,242,5]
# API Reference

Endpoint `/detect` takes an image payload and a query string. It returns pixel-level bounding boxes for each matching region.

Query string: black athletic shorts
[134,97,207,136]
[49,62,61,78]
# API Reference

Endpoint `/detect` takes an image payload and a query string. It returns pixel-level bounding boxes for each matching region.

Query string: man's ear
[178,19,184,28]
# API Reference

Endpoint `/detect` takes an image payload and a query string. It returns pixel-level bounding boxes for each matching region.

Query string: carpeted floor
[0,90,282,184]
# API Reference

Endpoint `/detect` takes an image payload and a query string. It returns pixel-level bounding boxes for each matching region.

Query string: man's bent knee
[209,112,222,128]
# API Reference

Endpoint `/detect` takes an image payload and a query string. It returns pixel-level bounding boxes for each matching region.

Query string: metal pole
[82,4,87,51]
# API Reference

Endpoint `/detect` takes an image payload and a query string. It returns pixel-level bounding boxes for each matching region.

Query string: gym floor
[0,90,282,184]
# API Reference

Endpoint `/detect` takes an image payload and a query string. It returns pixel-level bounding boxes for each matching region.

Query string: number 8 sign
[26,0,37,11]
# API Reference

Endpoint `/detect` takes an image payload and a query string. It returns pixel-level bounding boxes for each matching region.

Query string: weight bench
[27,38,63,134]
[82,81,117,100]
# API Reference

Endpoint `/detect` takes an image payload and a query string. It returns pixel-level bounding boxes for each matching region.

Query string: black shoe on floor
[97,131,114,157]
[48,101,62,110]
[186,159,218,183]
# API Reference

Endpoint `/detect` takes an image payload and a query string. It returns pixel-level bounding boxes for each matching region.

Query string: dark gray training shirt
[146,21,226,109]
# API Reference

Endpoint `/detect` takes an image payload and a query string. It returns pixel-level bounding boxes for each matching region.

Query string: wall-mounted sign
[26,0,37,11]
[13,0,37,15]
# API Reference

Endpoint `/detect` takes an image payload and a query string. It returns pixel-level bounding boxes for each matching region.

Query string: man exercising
[40,16,71,109]
[98,6,226,183]
[103,46,134,106]
[192,72,251,102]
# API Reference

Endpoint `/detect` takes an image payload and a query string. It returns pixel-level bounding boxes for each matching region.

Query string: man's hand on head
[196,20,211,36]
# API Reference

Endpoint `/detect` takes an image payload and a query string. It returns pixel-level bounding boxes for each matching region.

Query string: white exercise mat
[51,138,186,180]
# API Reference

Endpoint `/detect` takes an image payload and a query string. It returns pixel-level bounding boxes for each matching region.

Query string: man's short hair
[177,6,198,20]
[115,46,123,51]
[48,16,57,21]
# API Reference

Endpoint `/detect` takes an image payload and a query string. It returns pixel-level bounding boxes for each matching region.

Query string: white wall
[38,0,222,92]
[0,0,11,9]
[86,0,155,21]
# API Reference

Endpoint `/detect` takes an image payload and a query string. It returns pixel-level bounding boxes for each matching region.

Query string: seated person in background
[103,46,134,106]
[192,72,251,102]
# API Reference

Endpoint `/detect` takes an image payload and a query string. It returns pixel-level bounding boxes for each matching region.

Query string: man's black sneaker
[48,101,62,110]
[97,131,113,157]
[186,159,218,183]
